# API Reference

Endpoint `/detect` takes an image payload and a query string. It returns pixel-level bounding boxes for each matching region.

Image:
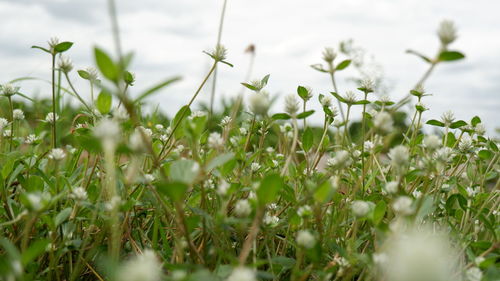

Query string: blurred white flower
[326,150,352,170]
[392,196,414,215]
[284,94,300,116]
[234,199,251,217]
[423,135,441,150]
[297,205,312,217]
[351,200,370,217]
[116,249,163,281]
[13,109,24,120]
[143,174,155,184]
[440,111,455,127]
[58,55,73,73]
[217,180,230,196]
[226,267,256,281]
[388,145,409,168]
[45,112,59,123]
[48,148,66,161]
[1,83,20,97]
[113,106,130,121]
[70,187,88,201]
[384,181,399,194]
[296,230,316,249]
[25,134,40,144]
[250,162,261,172]
[263,213,280,227]
[220,116,232,127]
[465,267,482,281]
[437,20,458,46]
[208,132,224,149]
[373,111,394,133]
[248,92,270,116]
[0,118,8,130]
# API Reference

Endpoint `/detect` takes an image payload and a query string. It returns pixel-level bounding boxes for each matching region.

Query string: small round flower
[373,111,394,134]
[359,78,375,93]
[423,135,441,150]
[239,127,248,135]
[210,44,227,62]
[48,37,60,53]
[116,249,163,281]
[226,267,256,281]
[364,140,375,152]
[437,20,457,46]
[86,67,99,81]
[93,118,121,143]
[384,181,399,194]
[466,186,478,197]
[248,92,270,116]
[474,123,485,135]
[208,132,224,149]
[392,196,414,215]
[217,180,230,196]
[263,213,280,227]
[250,162,261,172]
[58,55,73,73]
[326,150,352,170]
[284,94,300,116]
[458,136,473,152]
[296,230,316,249]
[220,116,232,127]
[1,83,20,97]
[143,174,155,184]
[48,148,66,161]
[465,267,482,281]
[351,200,370,217]
[70,187,88,201]
[188,110,206,120]
[25,134,40,144]
[113,106,130,121]
[319,95,333,107]
[343,91,357,104]
[105,196,122,211]
[234,199,251,217]
[0,118,8,130]
[45,112,59,123]
[26,192,49,212]
[434,147,454,163]
[388,145,409,167]
[12,109,25,120]
[440,110,455,127]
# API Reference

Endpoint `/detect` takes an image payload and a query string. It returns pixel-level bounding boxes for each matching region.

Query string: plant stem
[51,54,57,148]
[209,0,228,115]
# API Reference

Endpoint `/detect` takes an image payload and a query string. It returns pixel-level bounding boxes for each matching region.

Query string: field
[0,1,498,281]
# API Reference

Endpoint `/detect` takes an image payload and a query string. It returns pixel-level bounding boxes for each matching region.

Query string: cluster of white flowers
[423,135,441,150]
[326,150,352,170]
[25,134,40,144]
[351,200,370,217]
[284,94,300,116]
[0,118,8,131]
[220,116,232,127]
[384,181,399,194]
[373,111,394,134]
[297,205,312,217]
[226,267,256,281]
[248,92,270,116]
[263,213,280,226]
[234,199,251,217]
[208,132,224,149]
[45,112,59,123]
[388,145,409,168]
[250,162,261,172]
[13,109,25,120]
[48,148,66,161]
[70,187,88,201]
[217,180,230,196]
[392,196,414,215]
[1,83,19,97]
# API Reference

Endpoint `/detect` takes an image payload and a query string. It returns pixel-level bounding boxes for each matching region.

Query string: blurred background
[0,0,499,134]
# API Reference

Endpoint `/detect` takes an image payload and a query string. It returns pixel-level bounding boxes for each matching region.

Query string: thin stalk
[209,0,229,115]
[281,117,299,176]
[7,96,13,151]
[51,54,57,148]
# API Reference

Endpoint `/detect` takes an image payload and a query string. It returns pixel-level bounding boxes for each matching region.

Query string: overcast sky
[1,0,499,134]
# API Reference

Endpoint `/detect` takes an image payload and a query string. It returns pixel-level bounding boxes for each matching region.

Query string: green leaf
[94,47,118,82]
[450,120,467,129]
[21,239,50,266]
[77,70,90,80]
[96,90,112,114]
[256,174,284,206]
[478,150,493,160]
[31,45,50,54]
[134,76,181,103]
[297,86,309,100]
[471,116,481,127]
[241,82,258,91]
[169,159,199,185]
[206,153,235,172]
[157,181,188,202]
[354,99,370,105]
[335,59,351,71]
[124,71,135,86]
[438,51,465,62]
[296,110,315,119]
[172,105,191,139]
[302,127,313,152]
[405,49,432,63]
[313,180,333,203]
[272,113,291,120]
[372,200,386,225]
[426,119,445,127]
[54,42,73,53]
[330,92,346,103]
[54,208,72,227]
[261,74,270,86]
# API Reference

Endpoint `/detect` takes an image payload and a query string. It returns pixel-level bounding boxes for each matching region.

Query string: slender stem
[7,96,13,151]
[281,118,299,176]
[51,54,57,148]
[209,0,229,115]
[64,73,93,112]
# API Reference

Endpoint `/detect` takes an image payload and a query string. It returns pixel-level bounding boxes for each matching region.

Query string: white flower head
[234,199,251,217]
[373,111,394,134]
[284,94,300,116]
[388,145,410,168]
[465,267,482,281]
[45,112,59,123]
[474,123,485,135]
[319,94,333,107]
[226,267,256,281]
[70,187,88,201]
[217,180,230,196]
[392,196,414,216]
[458,136,473,152]
[25,134,40,144]
[113,106,130,121]
[13,109,25,120]
[263,213,280,227]
[351,200,370,217]
[296,230,316,249]
[322,47,337,63]
[220,116,232,127]
[58,55,73,73]
[326,150,352,170]
[188,110,206,120]
[116,249,163,281]
[1,83,20,97]
[297,205,312,217]
[248,92,270,116]
[437,20,458,46]
[0,118,8,130]
[94,118,121,145]
[343,91,357,104]
[48,148,66,161]
[208,132,224,149]
[423,135,441,150]
[143,174,155,184]
[250,162,261,172]
[440,111,455,127]
[384,181,399,194]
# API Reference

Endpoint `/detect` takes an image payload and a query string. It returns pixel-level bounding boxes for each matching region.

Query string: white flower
[48,148,66,161]
[434,147,454,163]
[326,150,352,170]
[86,67,99,81]
[284,94,300,116]
[58,55,73,73]
[13,109,24,120]
[171,270,186,281]
[208,132,224,149]
[373,111,394,134]
[458,136,473,152]
[226,267,256,281]
[113,106,130,121]
[268,203,278,210]
[173,145,184,154]
[1,83,20,97]
[423,135,441,150]
[474,123,485,135]
[322,47,337,63]
[45,112,59,123]
[319,95,333,107]
[248,92,270,116]
[373,253,388,265]
[188,110,206,120]
[70,187,88,201]
[105,196,122,211]
[94,118,121,143]
[220,116,232,127]
[392,196,414,215]
[296,230,316,249]
[0,118,8,130]
[25,134,40,144]
[412,190,422,199]
[217,180,230,196]
[239,127,248,135]
[360,78,375,92]
[437,20,457,46]
[3,129,12,137]
[440,111,455,127]
[351,200,370,217]
[364,141,375,152]
[376,226,459,281]
[234,199,251,217]
[297,205,312,217]
[465,267,482,281]
[26,193,45,212]
[466,186,478,197]
[48,37,60,53]
[143,174,155,184]
[116,249,163,281]
[384,181,399,194]
[130,128,150,152]
[388,145,409,168]
[250,162,261,172]
[263,213,280,226]
[343,91,357,104]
